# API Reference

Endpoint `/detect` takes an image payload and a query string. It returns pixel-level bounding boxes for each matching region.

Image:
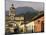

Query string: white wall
[26,21,34,32]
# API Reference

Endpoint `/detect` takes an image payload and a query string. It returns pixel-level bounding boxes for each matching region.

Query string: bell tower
[8,4,16,32]
[9,4,16,16]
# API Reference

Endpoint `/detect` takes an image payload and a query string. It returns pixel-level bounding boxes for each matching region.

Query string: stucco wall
[34,16,44,32]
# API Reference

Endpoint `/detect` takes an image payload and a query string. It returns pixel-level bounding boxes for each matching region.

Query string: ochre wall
[34,16,44,32]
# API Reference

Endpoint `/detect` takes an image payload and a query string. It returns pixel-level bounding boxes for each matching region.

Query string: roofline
[32,13,44,21]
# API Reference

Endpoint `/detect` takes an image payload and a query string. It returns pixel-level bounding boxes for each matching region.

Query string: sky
[5,0,44,11]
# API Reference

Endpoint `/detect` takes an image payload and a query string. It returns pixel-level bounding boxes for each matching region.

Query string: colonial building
[32,12,44,32]
[5,4,44,33]
[5,4,24,33]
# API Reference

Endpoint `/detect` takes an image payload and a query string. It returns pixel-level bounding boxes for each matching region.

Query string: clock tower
[9,4,16,16]
[7,4,16,32]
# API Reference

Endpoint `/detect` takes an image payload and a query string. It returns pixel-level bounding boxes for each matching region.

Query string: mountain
[6,7,38,15]
[19,11,38,21]
[16,7,38,15]
[16,7,39,21]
